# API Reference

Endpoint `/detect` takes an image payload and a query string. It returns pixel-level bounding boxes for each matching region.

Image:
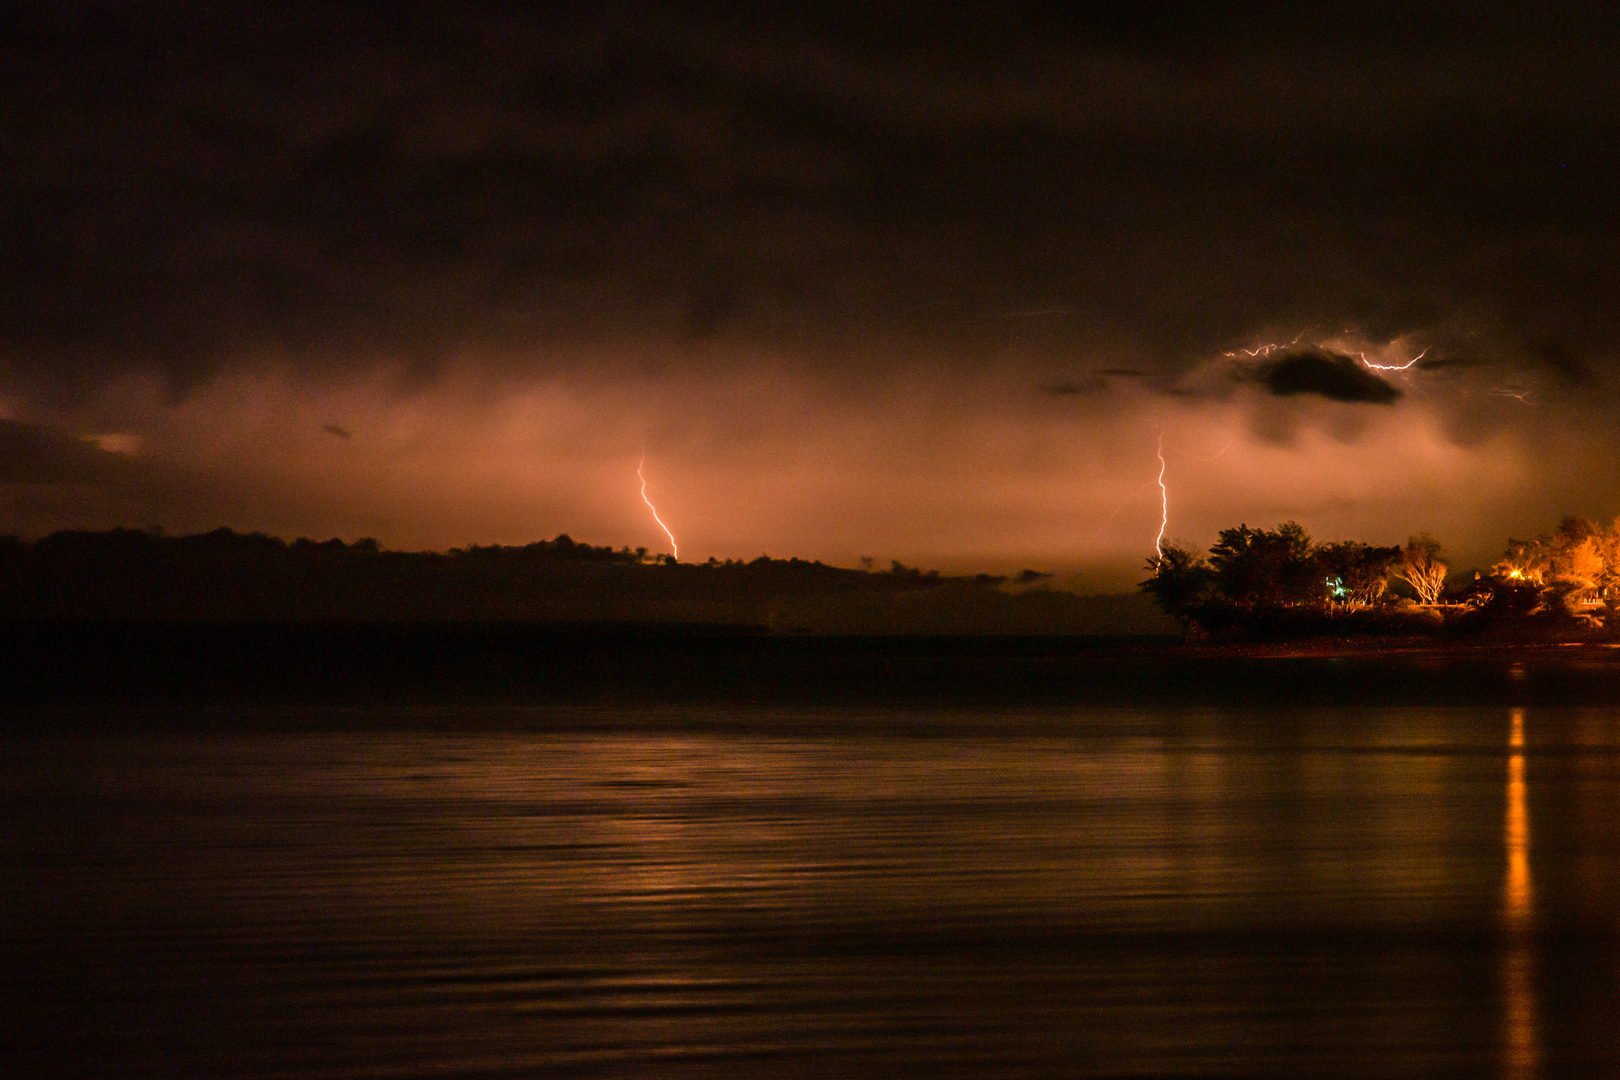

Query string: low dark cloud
[0,418,201,537]
[0,420,129,486]
[1414,353,1478,372]
[1254,349,1399,405]
[321,424,351,440]
[1537,342,1597,387]
[1039,376,1108,397]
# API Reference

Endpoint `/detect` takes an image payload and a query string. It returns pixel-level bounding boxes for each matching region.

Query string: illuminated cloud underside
[2,337,1603,590]
[3,8,1619,585]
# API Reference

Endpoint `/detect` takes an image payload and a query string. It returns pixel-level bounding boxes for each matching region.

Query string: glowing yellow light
[638,453,679,560]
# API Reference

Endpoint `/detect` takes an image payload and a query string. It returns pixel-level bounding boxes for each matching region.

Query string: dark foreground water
[6,700,1620,1078]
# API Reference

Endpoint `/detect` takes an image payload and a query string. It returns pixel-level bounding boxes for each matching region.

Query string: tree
[1207,522,1317,608]
[1545,517,1603,607]
[1139,544,1215,627]
[1494,537,1545,585]
[1396,534,1448,605]
[1491,518,1604,614]
[1589,519,1620,634]
[1317,540,1400,607]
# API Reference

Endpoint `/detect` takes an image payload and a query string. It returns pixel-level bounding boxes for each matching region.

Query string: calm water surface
[7,703,1620,1078]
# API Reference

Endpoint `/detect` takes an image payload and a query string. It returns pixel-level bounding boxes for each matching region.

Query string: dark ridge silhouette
[0,527,1171,634]
[0,529,1187,711]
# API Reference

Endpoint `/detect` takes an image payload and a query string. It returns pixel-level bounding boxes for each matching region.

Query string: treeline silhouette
[1142,516,1620,640]
[0,527,1139,631]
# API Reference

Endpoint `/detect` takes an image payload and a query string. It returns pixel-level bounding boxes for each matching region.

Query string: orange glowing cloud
[3,325,1606,594]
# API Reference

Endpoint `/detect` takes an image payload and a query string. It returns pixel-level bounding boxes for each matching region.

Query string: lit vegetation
[1142,516,1620,640]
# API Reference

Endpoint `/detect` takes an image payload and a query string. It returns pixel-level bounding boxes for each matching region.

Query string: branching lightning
[1154,429,1168,557]
[1224,333,1431,373]
[1223,330,1309,358]
[1360,346,1428,371]
[638,452,678,560]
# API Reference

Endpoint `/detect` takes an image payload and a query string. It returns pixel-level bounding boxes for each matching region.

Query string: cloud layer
[3,5,1619,581]
[1255,350,1399,405]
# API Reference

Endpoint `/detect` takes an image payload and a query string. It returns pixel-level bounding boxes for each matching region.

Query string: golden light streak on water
[1503,707,1538,1080]
[1506,711,1531,918]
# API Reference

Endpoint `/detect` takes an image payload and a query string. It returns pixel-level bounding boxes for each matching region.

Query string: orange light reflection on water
[1502,707,1537,1080]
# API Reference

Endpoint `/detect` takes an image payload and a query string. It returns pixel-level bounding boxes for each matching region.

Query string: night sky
[4,4,1619,588]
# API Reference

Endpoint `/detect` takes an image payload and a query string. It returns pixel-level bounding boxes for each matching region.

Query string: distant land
[0,527,1176,635]
[10,529,1620,717]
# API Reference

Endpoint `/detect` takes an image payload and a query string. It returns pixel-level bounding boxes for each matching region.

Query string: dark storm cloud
[1254,349,1399,405]
[0,414,386,539]
[1039,376,1108,397]
[321,424,351,440]
[2,3,1619,396]
[0,419,131,486]
[0,417,212,536]
[1415,354,1478,373]
[1536,342,1597,387]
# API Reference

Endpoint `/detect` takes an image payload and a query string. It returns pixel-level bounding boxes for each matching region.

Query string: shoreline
[1161,637,1620,659]
[6,621,1620,719]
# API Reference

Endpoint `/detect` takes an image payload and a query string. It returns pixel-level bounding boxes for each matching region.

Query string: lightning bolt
[1223,330,1311,358]
[638,452,678,560]
[1088,431,1222,547]
[1224,335,1428,372]
[1360,346,1428,371]
[1154,429,1167,557]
